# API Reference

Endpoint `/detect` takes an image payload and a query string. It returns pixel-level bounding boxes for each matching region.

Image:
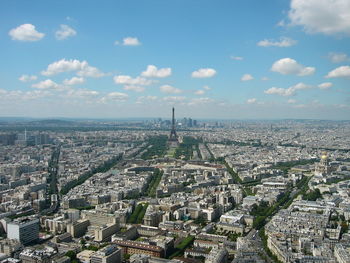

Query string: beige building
[90,245,122,263]
[66,219,90,238]
[94,223,119,242]
[77,250,96,263]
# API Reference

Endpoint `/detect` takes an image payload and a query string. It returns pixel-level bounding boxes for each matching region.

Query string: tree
[65,251,76,260]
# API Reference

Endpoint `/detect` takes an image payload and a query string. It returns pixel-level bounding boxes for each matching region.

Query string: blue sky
[1,0,350,119]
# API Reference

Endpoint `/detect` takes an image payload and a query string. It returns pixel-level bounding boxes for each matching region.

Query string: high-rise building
[7,217,39,245]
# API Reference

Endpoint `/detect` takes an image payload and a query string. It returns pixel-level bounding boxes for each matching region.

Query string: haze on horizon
[1,0,350,120]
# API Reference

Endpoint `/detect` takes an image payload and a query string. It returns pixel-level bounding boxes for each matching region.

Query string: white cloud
[328,52,349,63]
[9,24,44,41]
[261,77,269,81]
[55,24,76,40]
[188,97,213,105]
[137,96,158,102]
[288,99,297,104]
[123,85,145,92]
[163,96,186,102]
[24,90,52,100]
[231,56,243,60]
[141,65,172,78]
[101,92,129,103]
[32,79,59,90]
[241,74,254,81]
[288,0,350,36]
[271,58,315,76]
[257,37,297,47]
[41,59,105,78]
[19,75,37,82]
[264,87,294,97]
[277,20,286,27]
[115,37,141,46]
[160,85,182,94]
[66,89,99,98]
[203,86,211,90]
[108,92,128,100]
[77,66,105,78]
[191,68,217,78]
[42,59,87,76]
[247,98,257,104]
[114,75,153,86]
[194,90,205,95]
[318,82,333,89]
[63,77,85,86]
[0,89,54,101]
[326,66,350,78]
[264,82,312,96]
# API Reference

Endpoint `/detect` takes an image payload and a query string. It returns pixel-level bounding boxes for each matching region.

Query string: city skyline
[1,0,350,119]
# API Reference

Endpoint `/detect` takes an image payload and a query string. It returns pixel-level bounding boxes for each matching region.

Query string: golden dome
[321,154,327,160]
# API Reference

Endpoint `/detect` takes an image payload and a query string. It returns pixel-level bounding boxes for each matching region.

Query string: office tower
[7,218,39,245]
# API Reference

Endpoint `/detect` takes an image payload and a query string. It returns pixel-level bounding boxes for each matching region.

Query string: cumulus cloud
[115,37,141,46]
[318,82,333,89]
[123,85,145,92]
[0,89,53,101]
[264,87,294,97]
[32,79,59,90]
[114,75,153,86]
[203,86,211,90]
[141,65,171,78]
[9,24,44,41]
[41,59,105,78]
[328,52,349,63]
[194,90,205,95]
[326,66,350,78]
[63,77,85,86]
[288,99,297,104]
[231,56,243,60]
[77,66,105,78]
[247,98,257,104]
[257,37,297,47]
[137,96,158,103]
[163,96,186,102]
[241,74,254,81]
[19,75,37,82]
[191,68,216,78]
[55,24,76,40]
[160,85,182,94]
[188,97,213,105]
[66,89,99,98]
[42,59,86,76]
[264,82,331,97]
[271,58,315,76]
[101,92,129,103]
[288,0,350,36]
[264,83,312,96]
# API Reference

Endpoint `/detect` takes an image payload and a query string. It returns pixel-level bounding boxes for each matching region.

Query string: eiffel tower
[168,107,179,145]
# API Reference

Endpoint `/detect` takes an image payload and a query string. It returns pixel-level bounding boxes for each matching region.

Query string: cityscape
[1,0,350,263]
[0,110,350,263]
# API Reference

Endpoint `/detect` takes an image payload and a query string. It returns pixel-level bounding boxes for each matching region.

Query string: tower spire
[172,107,175,129]
[168,107,178,145]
